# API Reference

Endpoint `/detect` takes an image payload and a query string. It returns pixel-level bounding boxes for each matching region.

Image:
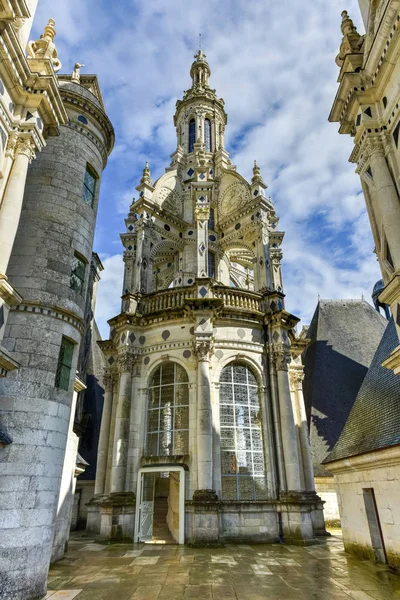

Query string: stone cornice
[325,444,400,472]
[11,301,84,333]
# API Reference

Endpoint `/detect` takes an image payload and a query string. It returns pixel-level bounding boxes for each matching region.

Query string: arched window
[189,119,196,153]
[205,118,212,152]
[146,362,189,456]
[219,363,267,500]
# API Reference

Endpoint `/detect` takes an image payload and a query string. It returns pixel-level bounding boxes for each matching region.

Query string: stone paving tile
[47,533,400,600]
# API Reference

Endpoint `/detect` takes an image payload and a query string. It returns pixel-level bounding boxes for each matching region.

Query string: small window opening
[70,252,86,294]
[55,337,75,391]
[189,119,196,153]
[208,207,215,231]
[205,118,212,152]
[82,165,97,206]
[208,251,216,278]
[383,97,388,109]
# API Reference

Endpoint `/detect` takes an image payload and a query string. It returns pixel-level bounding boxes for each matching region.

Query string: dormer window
[205,118,212,152]
[189,119,196,153]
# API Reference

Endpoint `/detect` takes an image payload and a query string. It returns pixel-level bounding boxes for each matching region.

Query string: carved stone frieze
[271,343,291,372]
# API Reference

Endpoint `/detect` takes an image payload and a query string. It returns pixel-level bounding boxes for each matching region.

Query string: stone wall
[329,447,400,570]
[314,476,340,524]
[0,79,113,600]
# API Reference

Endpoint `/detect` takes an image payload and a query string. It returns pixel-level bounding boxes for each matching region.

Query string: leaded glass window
[146,363,189,456]
[189,119,196,153]
[55,337,75,391]
[219,363,267,500]
[205,118,212,152]
[208,207,215,231]
[82,165,97,206]
[70,252,86,294]
[208,251,216,278]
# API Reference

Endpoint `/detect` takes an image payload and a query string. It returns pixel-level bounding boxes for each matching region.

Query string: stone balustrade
[135,285,264,315]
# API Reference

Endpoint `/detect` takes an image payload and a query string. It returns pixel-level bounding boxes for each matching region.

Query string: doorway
[363,488,387,564]
[134,466,185,544]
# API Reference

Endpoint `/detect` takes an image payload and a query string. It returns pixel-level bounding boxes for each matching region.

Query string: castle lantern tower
[90,52,326,546]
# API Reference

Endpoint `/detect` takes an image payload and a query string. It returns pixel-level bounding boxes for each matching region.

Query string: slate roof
[302,300,387,476]
[324,317,400,463]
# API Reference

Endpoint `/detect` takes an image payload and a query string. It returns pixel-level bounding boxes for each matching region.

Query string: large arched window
[219,363,267,500]
[204,118,212,152]
[146,362,189,456]
[189,119,196,153]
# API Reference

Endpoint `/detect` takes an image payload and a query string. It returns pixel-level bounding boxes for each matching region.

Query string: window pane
[254,477,268,499]
[208,251,216,278]
[145,362,189,457]
[189,119,196,153]
[238,476,254,500]
[219,362,267,500]
[221,476,237,500]
[55,337,74,391]
[205,119,212,152]
[82,166,96,206]
[70,254,85,294]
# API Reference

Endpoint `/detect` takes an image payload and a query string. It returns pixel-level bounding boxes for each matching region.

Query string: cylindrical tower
[0,75,113,600]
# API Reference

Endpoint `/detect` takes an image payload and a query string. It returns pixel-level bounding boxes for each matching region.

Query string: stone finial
[140,161,152,186]
[252,160,265,185]
[335,10,364,67]
[71,63,85,84]
[27,18,61,72]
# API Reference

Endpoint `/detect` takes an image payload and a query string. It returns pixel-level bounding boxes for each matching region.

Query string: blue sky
[32,0,381,338]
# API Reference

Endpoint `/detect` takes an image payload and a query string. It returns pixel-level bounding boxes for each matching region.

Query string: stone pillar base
[187,490,222,546]
[88,492,136,541]
[279,491,327,544]
[86,501,101,535]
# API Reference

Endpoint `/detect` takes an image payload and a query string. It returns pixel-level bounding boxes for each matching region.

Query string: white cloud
[31,0,381,335]
[95,254,124,338]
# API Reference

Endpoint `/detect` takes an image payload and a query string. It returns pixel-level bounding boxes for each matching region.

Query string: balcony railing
[134,284,264,315]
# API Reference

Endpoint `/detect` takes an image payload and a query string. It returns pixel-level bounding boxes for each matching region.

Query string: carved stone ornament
[27,19,62,72]
[14,138,36,162]
[289,369,304,391]
[103,372,113,392]
[194,338,214,362]
[272,344,291,371]
[219,181,251,217]
[71,63,85,84]
[117,351,137,374]
[195,205,209,221]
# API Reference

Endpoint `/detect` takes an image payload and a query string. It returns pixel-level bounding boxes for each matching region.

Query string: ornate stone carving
[195,205,209,221]
[219,181,251,217]
[289,369,304,391]
[14,139,36,162]
[27,19,61,72]
[271,344,291,371]
[335,11,364,67]
[157,186,182,217]
[71,63,85,84]
[194,338,214,362]
[117,351,136,374]
[103,372,113,392]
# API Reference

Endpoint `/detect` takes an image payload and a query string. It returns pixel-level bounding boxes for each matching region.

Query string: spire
[252,160,262,184]
[251,160,267,196]
[335,10,364,67]
[141,161,152,186]
[27,19,61,72]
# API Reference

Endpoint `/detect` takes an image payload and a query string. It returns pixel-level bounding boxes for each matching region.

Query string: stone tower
[329,6,400,374]
[90,51,325,545]
[0,69,114,598]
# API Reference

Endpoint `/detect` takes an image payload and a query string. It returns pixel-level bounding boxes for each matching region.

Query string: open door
[138,472,155,542]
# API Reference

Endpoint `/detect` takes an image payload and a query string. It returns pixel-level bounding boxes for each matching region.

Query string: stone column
[195,341,214,493]
[125,360,142,493]
[290,370,315,492]
[94,372,113,495]
[0,138,35,276]
[274,346,302,492]
[369,136,400,269]
[111,352,134,493]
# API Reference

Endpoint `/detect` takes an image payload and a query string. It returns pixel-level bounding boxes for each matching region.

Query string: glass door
[138,472,155,541]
